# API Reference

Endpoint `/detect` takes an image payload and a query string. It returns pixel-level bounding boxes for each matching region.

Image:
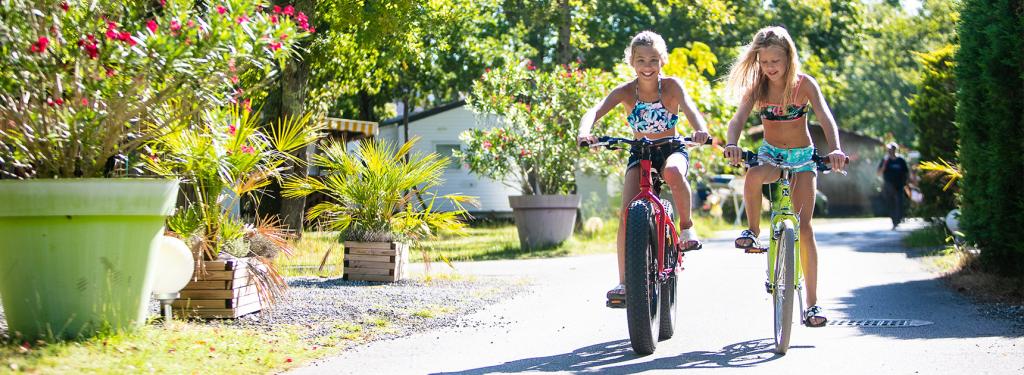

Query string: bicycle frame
[625,158,681,282]
[766,171,804,292]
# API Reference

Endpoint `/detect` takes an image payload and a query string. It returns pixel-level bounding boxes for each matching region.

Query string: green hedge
[910,45,959,219]
[955,0,1024,276]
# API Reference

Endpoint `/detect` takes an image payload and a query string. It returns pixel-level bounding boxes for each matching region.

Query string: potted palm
[283,137,476,282]
[0,0,307,339]
[147,105,319,317]
[460,61,623,250]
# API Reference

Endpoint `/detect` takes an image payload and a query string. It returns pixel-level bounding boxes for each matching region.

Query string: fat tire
[625,200,660,355]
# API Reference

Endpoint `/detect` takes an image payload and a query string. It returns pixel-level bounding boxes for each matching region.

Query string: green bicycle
[738,149,845,354]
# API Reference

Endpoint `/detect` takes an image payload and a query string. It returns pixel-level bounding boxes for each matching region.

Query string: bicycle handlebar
[580,135,713,149]
[740,150,849,175]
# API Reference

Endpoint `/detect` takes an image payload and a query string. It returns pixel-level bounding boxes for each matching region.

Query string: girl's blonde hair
[623,31,669,66]
[725,26,802,107]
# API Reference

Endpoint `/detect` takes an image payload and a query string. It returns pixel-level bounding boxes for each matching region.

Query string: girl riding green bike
[722,26,848,328]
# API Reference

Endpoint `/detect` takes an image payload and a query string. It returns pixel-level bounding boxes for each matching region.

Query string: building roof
[379,100,467,127]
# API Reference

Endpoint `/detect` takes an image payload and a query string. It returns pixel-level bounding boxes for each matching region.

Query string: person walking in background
[878,142,910,229]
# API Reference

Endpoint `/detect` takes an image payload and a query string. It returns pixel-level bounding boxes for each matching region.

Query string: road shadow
[835,278,1024,339]
[436,338,801,374]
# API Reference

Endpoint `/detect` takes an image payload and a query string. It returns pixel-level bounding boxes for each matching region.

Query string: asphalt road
[290,218,1024,375]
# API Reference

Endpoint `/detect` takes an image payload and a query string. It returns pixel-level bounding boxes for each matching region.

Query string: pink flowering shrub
[461,60,628,195]
[0,0,311,178]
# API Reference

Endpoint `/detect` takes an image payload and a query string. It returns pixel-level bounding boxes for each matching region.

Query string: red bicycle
[586,135,710,355]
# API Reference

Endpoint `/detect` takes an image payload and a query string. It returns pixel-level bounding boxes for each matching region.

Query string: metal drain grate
[828,319,933,327]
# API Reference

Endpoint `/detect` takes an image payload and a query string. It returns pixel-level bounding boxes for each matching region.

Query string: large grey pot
[508,194,580,250]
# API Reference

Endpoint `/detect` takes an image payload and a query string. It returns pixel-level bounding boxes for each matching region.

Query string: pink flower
[106,29,118,40]
[187,20,195,28]
[146,19,158,33]
[81,98,89,106]
[60,2,69,11]
[236,15,249,24]
[268,42,281,51]
[520,149,529,157]
[29,36,49,53]
[270,15,278,24]
[228,124,236,135]
[273,5,281,13]
[279,34,288,40]
[240,145,255,154]
[230,76,239,84]
[54,98,64,106]
[170,20,181,32]
[105,68,116,77]
[217,5,226,14]
[160,0,166,6]
[283,5,294,16]
[482,141,492,150]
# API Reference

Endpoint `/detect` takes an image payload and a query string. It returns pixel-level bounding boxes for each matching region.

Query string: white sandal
[680,227,703,251]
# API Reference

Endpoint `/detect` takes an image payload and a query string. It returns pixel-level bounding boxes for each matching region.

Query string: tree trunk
[277,0,313,238]
[556,0,571,65]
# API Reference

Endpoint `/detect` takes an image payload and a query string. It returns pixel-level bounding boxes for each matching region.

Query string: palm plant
[283,137,476,247]
[147,104,320,301]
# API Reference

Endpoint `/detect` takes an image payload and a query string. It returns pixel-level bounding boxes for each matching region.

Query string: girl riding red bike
[577,31,711,308]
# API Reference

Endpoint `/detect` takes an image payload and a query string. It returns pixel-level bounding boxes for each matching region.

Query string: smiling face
[630,45,662,81]
[757,45,789,83]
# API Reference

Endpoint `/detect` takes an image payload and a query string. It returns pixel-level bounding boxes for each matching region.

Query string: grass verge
[905,224,1023,306]
[0,321,339,374]
[280,215,737,278]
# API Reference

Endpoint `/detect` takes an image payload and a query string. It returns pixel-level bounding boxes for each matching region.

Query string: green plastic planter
[0,179,178,340]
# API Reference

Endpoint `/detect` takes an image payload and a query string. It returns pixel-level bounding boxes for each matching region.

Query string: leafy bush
[955,0,1024,276]
[283,137,476,244]
[909,44,958,218]
[460,61,626,195]
[0,0,309,178]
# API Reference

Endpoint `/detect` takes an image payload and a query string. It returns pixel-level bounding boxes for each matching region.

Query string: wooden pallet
[341,242,409,282]
[173,258,267,318]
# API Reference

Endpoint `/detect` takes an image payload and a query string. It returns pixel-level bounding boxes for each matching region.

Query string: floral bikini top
[627,78,678,134]
[759,75,809,122]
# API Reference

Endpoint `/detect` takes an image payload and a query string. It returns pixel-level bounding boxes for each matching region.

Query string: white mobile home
[377,100,616,218]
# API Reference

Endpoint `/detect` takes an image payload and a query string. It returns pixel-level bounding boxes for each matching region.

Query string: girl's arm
[668,78,709,136]
[723,92,755,165]
[578,84,627,144]
[805,75,847,170]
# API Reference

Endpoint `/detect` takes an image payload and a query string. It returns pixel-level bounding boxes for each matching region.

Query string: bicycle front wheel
[625,200,660,355]
[773,220,797,354]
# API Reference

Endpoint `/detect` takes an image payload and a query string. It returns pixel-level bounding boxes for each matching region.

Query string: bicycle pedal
[606,299,626,309]
[764,281,774,294]
[744,246,768,254]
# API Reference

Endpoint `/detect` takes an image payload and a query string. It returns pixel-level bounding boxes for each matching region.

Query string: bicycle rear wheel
[625,200,660,355]
[658,198,677,341]
[773,220,797,354]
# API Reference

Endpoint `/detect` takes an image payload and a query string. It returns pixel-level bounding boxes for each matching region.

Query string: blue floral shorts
[758,141,816,175]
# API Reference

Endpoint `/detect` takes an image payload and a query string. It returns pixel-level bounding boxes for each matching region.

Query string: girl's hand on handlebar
[577,134,598,147]
[723,144,743,166]
[827,150,848,171]
[690,131,710,145]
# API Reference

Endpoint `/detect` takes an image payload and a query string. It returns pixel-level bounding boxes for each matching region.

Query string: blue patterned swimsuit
[624,77,687,171]
[627,78,678,134]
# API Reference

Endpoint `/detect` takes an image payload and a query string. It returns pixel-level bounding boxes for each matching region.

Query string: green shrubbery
[909,45,958,219]
[955,0,1024,276]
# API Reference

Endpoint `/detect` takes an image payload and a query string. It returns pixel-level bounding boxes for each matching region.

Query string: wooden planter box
[172,258,265,318]
[342,242,409,282]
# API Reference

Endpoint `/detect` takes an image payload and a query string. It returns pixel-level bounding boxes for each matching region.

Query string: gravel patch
[225,276,531,342]
[0,275,532,344]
